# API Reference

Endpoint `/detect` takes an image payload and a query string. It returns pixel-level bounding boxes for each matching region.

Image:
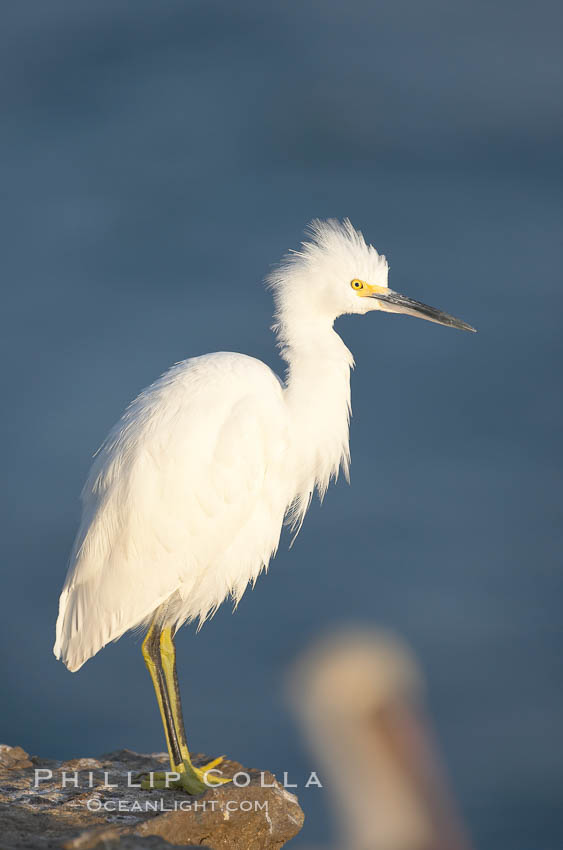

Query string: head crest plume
[266,219,388,351]
[267,218,386,290]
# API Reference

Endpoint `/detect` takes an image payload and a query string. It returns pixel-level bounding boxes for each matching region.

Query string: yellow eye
[351,279,364,290]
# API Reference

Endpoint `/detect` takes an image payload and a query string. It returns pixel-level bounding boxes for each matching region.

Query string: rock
[0,746,304,849]
[0,745,33,770]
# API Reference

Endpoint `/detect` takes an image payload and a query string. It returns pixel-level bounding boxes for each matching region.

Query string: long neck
[279,316,354,527]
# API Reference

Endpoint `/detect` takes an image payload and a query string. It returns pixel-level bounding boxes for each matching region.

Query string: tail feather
[53,574,179,672]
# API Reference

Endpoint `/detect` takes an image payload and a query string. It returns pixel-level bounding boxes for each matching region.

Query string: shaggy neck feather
[277,312,354,526]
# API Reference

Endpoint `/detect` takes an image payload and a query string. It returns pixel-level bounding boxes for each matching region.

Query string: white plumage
[55,219,473,674]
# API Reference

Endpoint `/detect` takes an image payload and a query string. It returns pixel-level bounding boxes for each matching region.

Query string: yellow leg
[142,623,182,772]
[159,628,192,765]
[141,620,230,793]
[159,627,230,791]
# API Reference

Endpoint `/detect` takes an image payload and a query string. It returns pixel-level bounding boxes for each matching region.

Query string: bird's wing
[54,352,289,671]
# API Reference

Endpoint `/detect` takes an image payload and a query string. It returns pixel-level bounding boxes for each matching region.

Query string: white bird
[54,219,474,793]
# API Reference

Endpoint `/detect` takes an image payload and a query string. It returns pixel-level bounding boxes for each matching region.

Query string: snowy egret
[54,219,474,793]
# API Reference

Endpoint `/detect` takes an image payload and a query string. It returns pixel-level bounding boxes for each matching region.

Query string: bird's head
[268,219,475,336]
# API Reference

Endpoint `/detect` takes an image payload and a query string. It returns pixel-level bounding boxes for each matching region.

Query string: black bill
[370,290,476,332]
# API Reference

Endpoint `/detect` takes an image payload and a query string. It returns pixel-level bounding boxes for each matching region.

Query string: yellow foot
[140,756,231,794]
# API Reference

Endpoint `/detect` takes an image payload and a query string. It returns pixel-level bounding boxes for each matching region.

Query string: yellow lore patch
[350,279,387,297]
